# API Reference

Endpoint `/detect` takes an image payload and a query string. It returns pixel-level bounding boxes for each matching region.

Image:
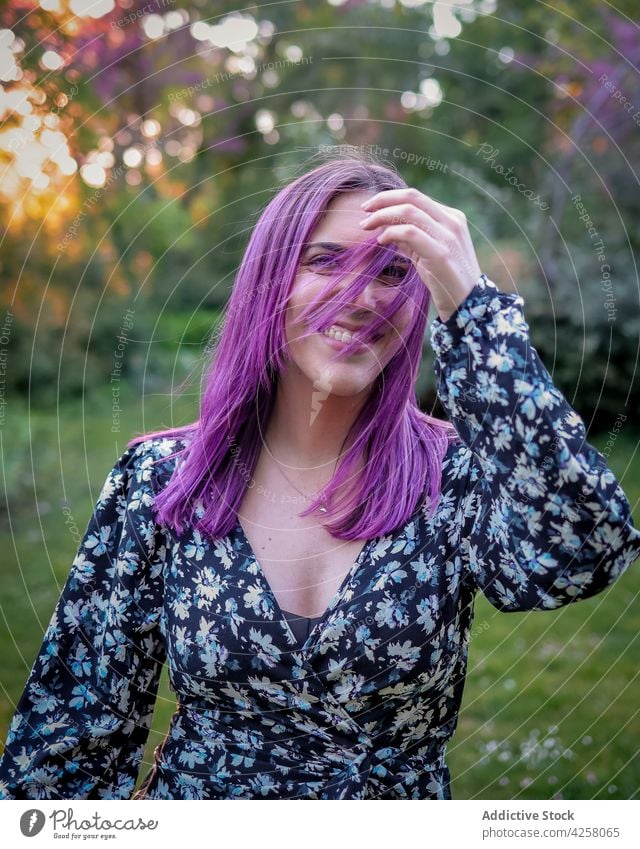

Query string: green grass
[1,391,639,799]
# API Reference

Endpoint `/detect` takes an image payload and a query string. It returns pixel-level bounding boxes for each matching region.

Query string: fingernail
[361,199,372,209]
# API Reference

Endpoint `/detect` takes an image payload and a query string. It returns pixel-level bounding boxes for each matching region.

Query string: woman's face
[283,191,416,398]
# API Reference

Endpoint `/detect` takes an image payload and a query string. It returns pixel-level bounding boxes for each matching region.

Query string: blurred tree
[0,0,638,421]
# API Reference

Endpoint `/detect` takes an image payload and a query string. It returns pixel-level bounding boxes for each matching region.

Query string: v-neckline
[235,519,375,649]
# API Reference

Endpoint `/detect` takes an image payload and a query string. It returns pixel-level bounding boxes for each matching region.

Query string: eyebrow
[302,241,346,253]
[302,241,411,264]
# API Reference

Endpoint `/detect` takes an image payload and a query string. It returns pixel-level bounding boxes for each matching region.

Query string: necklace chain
[264,439,340,514]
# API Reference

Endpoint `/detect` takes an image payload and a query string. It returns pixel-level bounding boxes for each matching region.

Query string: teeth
[322,324,353,343]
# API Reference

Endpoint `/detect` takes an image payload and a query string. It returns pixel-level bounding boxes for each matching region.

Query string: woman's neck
[265,367,370,467]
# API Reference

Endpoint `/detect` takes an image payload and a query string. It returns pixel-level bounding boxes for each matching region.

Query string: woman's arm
[430,274,640,611]
[0,442,167,799]
[361,187,639,609]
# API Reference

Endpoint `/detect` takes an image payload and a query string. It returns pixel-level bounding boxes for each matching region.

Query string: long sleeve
[430,273,640,612]
[0,442,167,799]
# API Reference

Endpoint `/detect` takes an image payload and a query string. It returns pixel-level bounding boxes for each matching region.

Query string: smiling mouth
[321,324,384,344]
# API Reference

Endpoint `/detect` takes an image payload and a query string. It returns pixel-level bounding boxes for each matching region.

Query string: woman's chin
[307,362,378,398]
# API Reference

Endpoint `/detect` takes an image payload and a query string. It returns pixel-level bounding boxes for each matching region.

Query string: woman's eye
[303,255,409,283]
[304,254,339,272]
[379,264,409,284]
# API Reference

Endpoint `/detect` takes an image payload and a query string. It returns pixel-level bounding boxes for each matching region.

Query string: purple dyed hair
[128,153,460,540]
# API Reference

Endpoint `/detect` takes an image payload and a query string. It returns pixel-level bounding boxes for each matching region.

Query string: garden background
[1,0,639,799]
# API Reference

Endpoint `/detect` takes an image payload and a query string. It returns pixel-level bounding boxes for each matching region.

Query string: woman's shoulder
[126,433,193,460]
[120,433,194,491]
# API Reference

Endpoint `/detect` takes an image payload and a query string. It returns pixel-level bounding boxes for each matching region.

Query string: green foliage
[2,0,637,419]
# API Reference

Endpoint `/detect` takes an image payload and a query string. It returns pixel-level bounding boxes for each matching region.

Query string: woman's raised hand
[359,187,483,323]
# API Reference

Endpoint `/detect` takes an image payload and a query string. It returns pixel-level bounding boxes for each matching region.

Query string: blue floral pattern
[1,274,639,800]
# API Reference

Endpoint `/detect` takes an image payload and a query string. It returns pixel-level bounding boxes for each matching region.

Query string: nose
[341,264,385,311]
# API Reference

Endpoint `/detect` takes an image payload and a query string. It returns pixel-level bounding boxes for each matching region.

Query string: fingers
[361,186,460,226]
[360,202,449,242]
[375,222,447,266]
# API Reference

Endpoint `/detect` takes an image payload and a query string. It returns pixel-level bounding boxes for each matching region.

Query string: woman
[0,153,638,800]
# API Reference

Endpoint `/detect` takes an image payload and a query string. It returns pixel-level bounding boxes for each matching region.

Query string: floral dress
[1,274,638,800]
